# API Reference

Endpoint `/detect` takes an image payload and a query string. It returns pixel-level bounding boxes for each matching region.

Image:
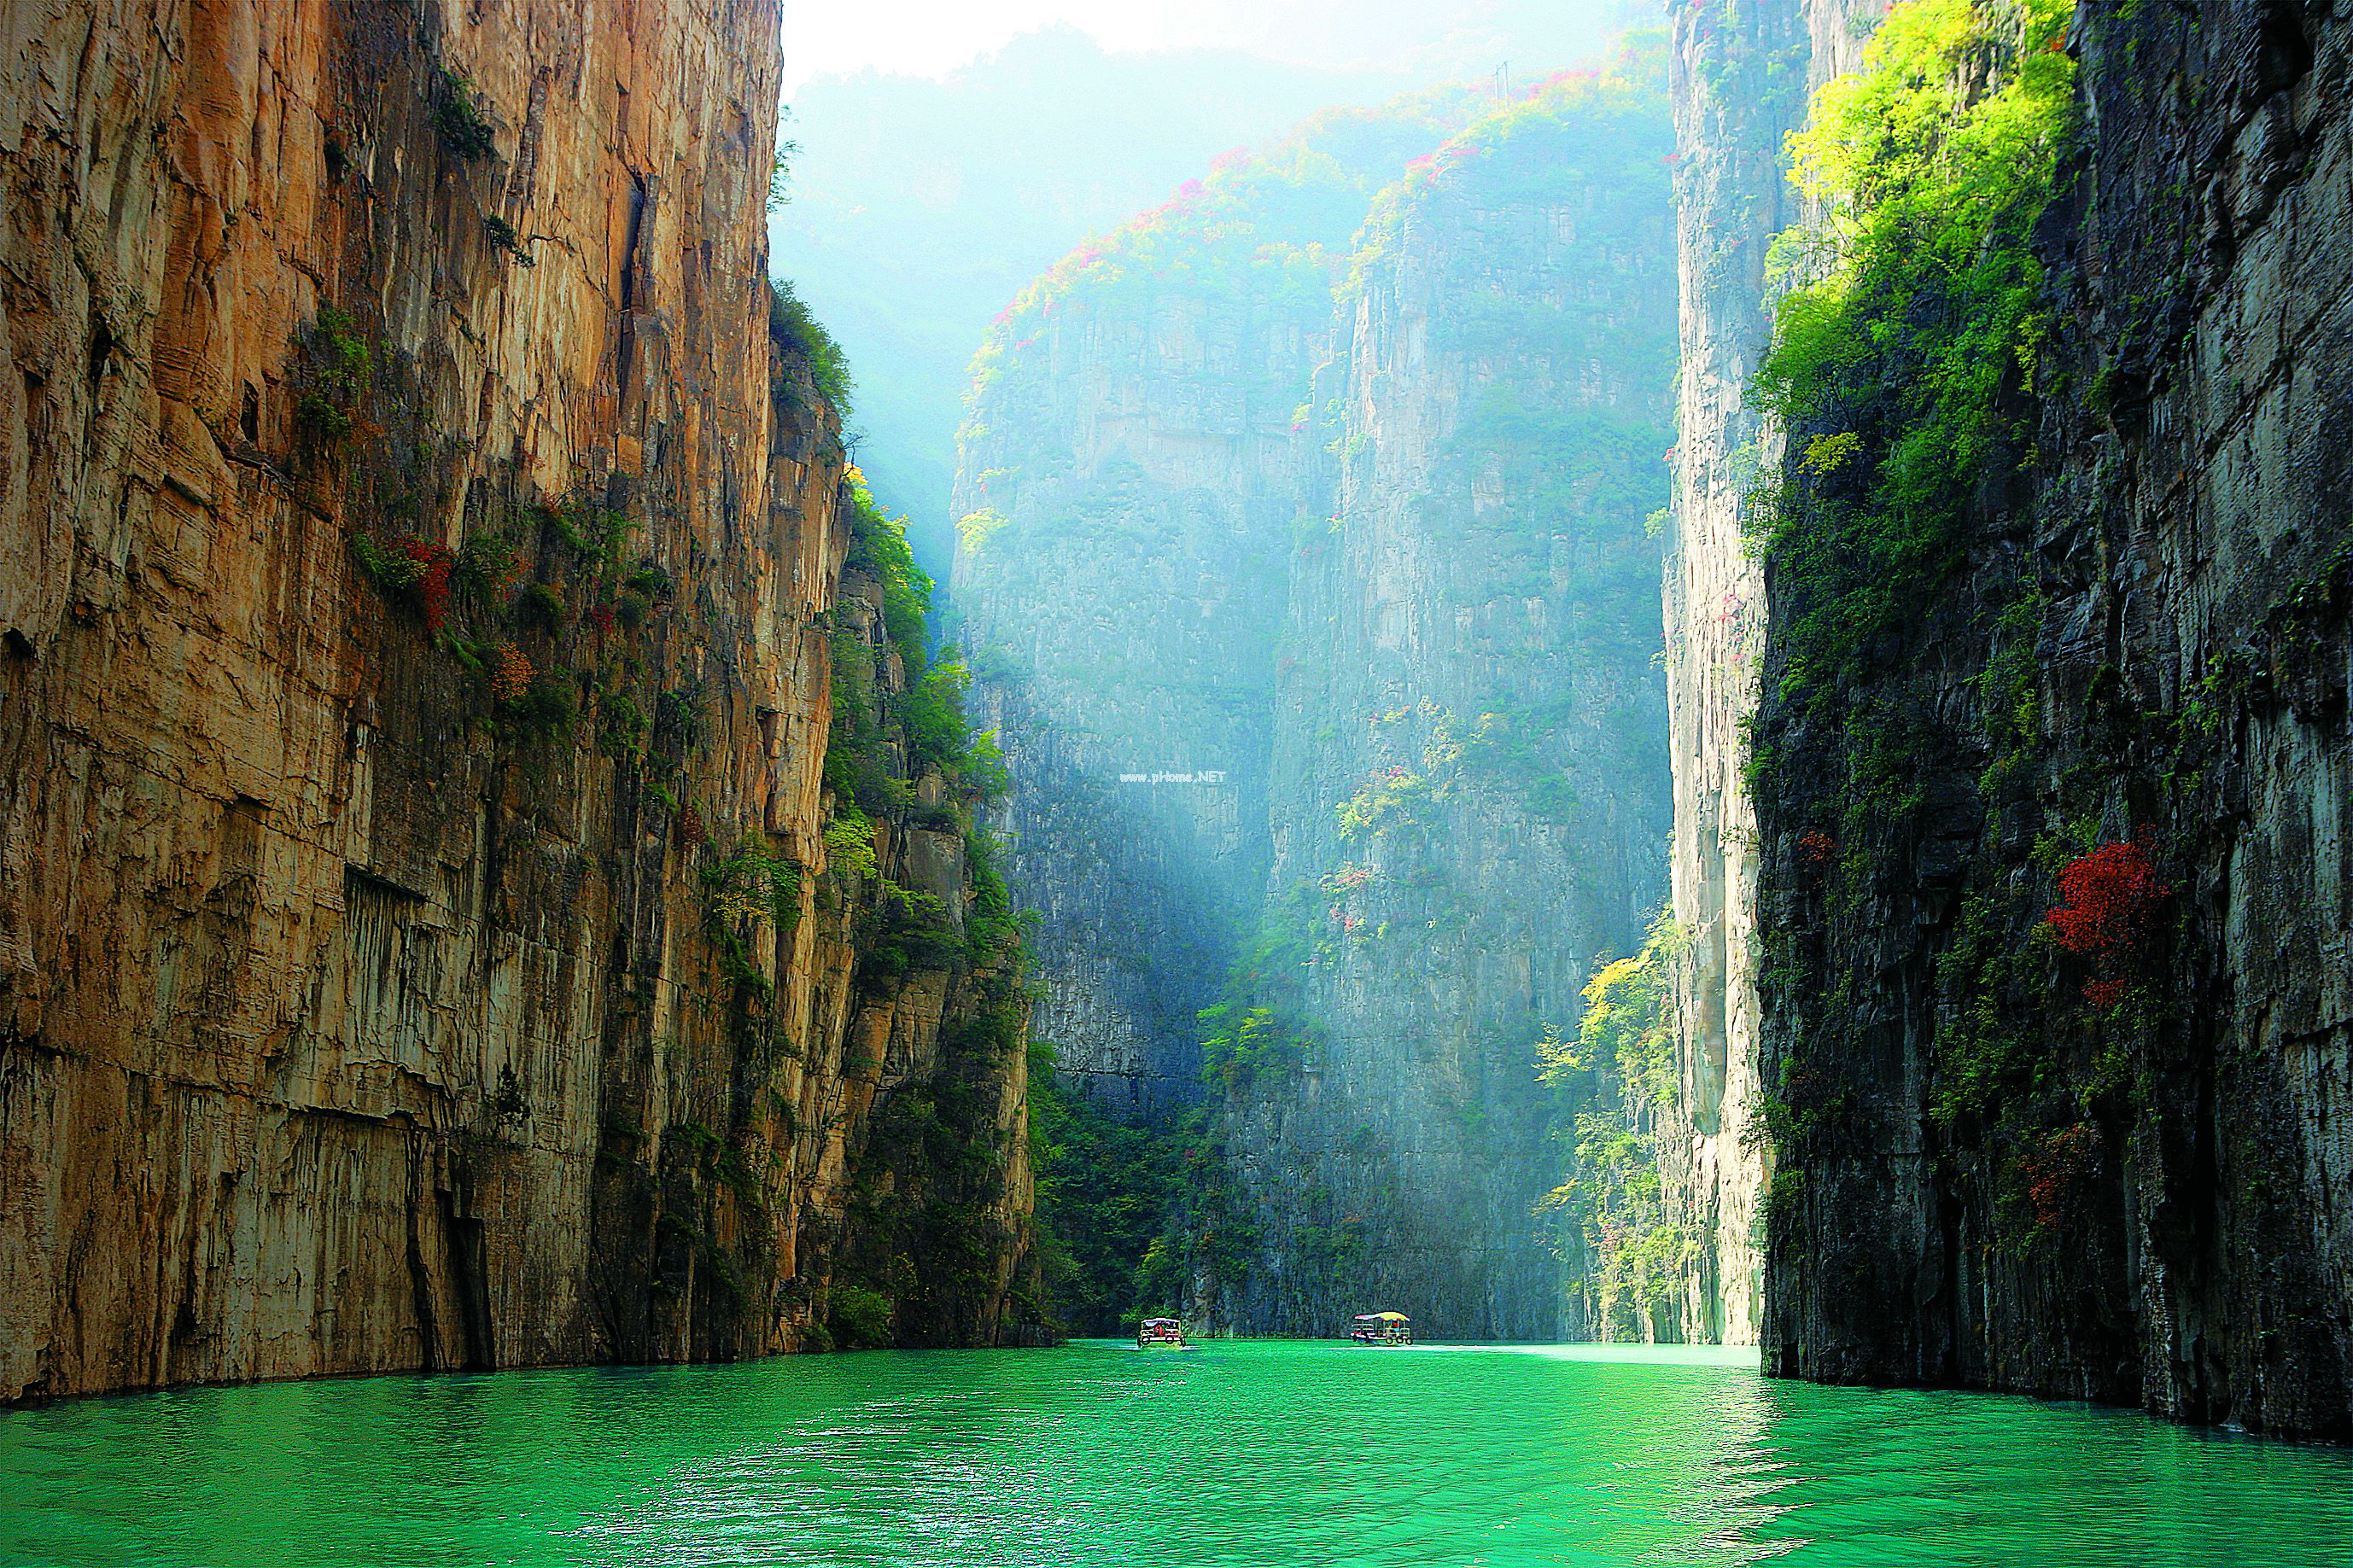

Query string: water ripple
[4,1343,2352,1566]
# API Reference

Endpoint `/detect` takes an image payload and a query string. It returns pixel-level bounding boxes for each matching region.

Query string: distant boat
[1348,1311,1413,1346]
[1135,1317,1197,1350]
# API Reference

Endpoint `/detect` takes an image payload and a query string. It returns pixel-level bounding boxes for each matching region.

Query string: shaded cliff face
[1730,0,2353,1438]
[0,0,1035,1402]
[1214,61,1679,1340]
[953,96,1479,1110]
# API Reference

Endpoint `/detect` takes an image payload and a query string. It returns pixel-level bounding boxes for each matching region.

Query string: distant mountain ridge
[769,29,1411,577]
[767,15,1644,582]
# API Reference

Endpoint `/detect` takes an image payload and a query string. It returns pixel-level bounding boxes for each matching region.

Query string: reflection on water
[3,1340,2350,1566]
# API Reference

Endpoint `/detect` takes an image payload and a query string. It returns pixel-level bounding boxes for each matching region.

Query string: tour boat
[1348,1311,1413,1345]
[1135,1317,1197,1350]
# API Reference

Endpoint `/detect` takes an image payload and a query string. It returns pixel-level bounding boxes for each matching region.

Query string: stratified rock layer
[0,0,1036,1402]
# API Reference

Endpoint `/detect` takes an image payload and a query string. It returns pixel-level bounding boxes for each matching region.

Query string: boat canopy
[1352,1311,1410,1323]
[1142,1317,1182,1327]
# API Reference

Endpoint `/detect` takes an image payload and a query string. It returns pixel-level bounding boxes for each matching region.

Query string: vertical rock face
[1651,0,1882,1348]
[1702,0,2353,1438]
[0,0,1036,1402]
[950,277,1312,1112]
[1226,71,1678,1340]
[955,101,1476,1110]
[960,61,1679,1340]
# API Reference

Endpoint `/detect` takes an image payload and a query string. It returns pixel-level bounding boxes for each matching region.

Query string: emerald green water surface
[5,1340,2350,1565]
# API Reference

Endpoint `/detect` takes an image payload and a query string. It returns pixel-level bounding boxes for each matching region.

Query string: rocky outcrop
[959,59,1679,1340]
[1717,0,2353,1438]
[0,0,1036,1402]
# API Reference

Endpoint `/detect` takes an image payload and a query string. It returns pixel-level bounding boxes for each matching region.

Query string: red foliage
[395,539,453,632]
[1405,140,1486,186]
[2019,1123,2097,1230]
[2046,831,2169,963]
[585,601,617,636]
[2082,977,2128,1012]
[674,805,706,850]
[1798,830,1837,888]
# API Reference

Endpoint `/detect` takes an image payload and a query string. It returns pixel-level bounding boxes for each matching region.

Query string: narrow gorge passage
[2,0,2351,1559]
[955,53,1679,1342]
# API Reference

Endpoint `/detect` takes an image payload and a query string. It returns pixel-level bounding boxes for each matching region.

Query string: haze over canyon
[2,0,2350,1455]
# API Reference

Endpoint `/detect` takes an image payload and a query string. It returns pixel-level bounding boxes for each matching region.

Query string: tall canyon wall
[1229,73,1679,1338]
[953,99,1482,1112]
[1670,0,2353,1437]
[960,61,1678,1339]
[1650,0,1883,1349]
[0,0,1036,1402]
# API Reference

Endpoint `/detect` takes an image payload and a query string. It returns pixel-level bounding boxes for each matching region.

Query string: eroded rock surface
[1695,0,2353,1437]
[0,0,1036,1402]
[1649,0,1884,1349]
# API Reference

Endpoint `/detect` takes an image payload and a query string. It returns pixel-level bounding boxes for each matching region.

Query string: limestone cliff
[0,0,1036,1402]
[959,58,1679,1340]
[954,95,1480,1111]
[1718,0,2353,1437]
[1215,61,1679,1340]
[1648,0,1883,1348]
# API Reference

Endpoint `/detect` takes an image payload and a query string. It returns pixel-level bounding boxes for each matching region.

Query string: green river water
[3,1340,2350,1565]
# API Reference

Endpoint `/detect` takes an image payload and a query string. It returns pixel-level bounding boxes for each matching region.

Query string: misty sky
[782,0,1632,90]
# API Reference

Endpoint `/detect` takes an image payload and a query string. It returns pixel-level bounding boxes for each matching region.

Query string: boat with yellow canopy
[1348,1311,1412,1345]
